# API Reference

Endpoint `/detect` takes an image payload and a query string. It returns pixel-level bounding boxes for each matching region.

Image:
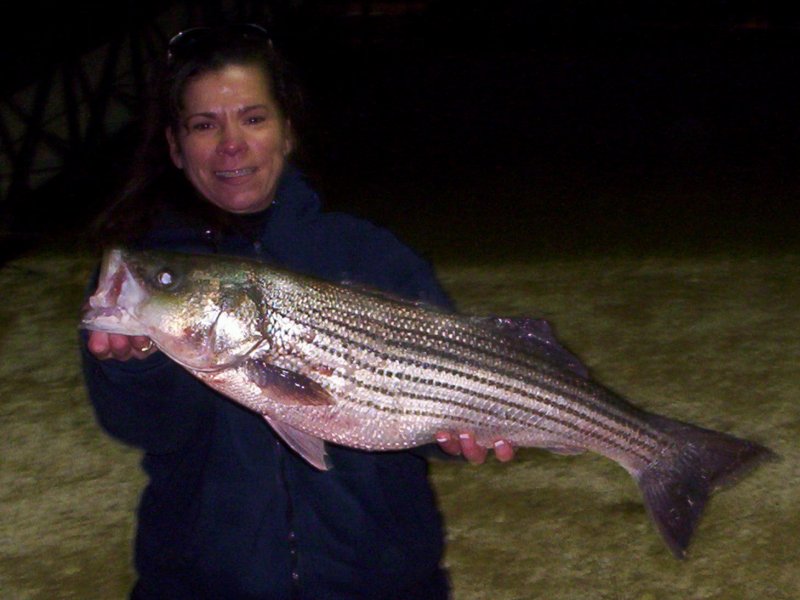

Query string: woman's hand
[86,331,157,361]
[435,431,515,464]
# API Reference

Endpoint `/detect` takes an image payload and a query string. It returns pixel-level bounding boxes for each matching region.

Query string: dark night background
[2,6,798,597]
[3,1,800,261]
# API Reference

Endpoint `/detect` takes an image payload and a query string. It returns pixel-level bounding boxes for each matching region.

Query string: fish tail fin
[635,416,776,559]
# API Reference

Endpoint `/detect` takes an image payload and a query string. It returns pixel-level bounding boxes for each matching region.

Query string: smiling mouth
[215,167,257,179]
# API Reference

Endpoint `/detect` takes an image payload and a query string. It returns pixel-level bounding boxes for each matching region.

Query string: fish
[81,247,775,558]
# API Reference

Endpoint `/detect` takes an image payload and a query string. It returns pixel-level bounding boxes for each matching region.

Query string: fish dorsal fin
[244,359,335,406]
[340,279,443,311]
[478,316,590,379]
[263,415,332,471]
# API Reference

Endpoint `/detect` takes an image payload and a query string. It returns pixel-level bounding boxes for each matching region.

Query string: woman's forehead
[181,64,277,110]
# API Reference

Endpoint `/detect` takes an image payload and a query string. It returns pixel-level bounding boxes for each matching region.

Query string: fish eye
[154,268,178,289]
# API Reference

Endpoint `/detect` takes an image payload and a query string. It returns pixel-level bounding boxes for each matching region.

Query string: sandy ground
[0,247,797,599]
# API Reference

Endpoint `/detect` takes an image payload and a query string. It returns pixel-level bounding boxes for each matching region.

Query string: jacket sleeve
[80,332,214,454]
[320,213,455,311]
[366,233,455,310]
[387,246,454,310]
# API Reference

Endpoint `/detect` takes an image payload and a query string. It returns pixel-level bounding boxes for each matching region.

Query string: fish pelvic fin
[264,415,332,471]
[636,416,777,559]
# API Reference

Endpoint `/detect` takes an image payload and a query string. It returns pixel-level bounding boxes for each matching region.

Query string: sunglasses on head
[167,23,272,63]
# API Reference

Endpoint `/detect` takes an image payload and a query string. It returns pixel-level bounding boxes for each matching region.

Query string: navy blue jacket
[81,167,452,599]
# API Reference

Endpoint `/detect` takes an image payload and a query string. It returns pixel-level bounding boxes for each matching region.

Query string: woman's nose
[217,125,247,156]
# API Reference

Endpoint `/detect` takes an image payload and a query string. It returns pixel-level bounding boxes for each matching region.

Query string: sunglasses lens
[167,27,206,59]
[167,24,271,62]
[233,23,271,40]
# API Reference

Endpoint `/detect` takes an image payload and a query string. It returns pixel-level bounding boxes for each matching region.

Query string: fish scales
[288,314,632,450]
[246,273,667,467]
[262,282,666,464]
[291,287,664,446]
[81,247,776,558]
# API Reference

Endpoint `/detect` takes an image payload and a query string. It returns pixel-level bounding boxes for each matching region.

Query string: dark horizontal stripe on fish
[286,302,604,410]
[272,307,661,460]
[352,379,560,432]
[336,389,492,429]
[273,304,663,457]
[289,300,657,445]
[298,297,570,382]
[335,362,654,462]
[269,310,659,462]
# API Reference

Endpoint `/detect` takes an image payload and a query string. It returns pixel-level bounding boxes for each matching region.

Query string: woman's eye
[246,114,267,125]
[191,121,213,131]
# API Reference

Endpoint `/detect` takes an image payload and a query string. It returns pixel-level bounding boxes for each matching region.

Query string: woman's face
[166,64,292,214]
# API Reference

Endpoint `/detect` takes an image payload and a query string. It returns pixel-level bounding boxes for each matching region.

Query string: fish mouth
[215,167,257,179]
[80,305,142,336]
[89,249,130,308]
[82,303,126,323]
[81,249,148,336]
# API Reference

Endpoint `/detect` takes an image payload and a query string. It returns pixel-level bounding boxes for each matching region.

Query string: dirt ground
[0,247,797,599]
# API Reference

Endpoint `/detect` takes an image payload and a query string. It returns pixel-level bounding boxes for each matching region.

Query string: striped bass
[81,247,774,558]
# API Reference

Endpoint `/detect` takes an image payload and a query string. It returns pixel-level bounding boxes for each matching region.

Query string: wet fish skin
[82,247,775,558]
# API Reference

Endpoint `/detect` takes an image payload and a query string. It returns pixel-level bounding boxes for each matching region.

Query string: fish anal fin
[245,359,334,407]
[264,415,331,471]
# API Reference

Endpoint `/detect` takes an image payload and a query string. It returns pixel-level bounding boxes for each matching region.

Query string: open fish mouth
[81,302,142,336]
[82,303,127,322]
[81,249,147,336]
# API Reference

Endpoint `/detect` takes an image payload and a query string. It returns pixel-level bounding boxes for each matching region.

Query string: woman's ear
[165,127,184,169]
[283,119,294,157]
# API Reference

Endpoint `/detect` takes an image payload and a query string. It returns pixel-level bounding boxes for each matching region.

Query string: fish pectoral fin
[264,416,331,471]
[244,359,334,406]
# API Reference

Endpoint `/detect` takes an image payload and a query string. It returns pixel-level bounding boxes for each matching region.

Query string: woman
[82,24,512,600]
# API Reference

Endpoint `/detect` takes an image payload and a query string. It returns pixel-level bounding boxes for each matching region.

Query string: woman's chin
[207,191,274,214]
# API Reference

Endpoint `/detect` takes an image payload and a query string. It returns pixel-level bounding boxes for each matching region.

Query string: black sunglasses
[167,23,272,63]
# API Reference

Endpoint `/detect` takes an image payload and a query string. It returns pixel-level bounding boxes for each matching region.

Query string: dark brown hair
[92,24,303,245]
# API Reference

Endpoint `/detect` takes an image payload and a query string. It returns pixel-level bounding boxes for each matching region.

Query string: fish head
[82,247,267,370]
